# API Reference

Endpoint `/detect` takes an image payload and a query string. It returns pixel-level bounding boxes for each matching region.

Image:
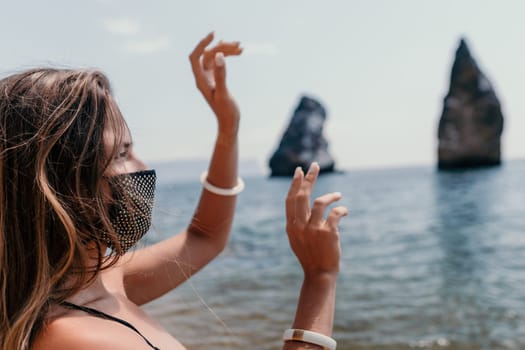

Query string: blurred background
[2,0,524,171]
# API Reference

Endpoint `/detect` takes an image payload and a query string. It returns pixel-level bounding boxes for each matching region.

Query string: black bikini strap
[61,301,160,350]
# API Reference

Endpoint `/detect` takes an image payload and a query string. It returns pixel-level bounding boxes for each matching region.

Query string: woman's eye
[115,149,128,160]
[114,143,132,161]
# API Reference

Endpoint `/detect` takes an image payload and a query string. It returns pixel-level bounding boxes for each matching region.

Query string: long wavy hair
[0,68,129,350]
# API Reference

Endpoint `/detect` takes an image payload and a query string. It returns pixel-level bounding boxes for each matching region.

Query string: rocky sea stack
[437,38,504,169]
[269,96,336,177]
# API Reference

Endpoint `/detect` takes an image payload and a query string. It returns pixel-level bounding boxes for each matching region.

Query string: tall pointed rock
[437,38,504,169]
[269,96,335,176]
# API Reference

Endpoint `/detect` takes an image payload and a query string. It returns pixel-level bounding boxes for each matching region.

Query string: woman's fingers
[285,167,304,220]
[285,163,320,228]
[202,42,242,70]
[309,192,342,225]
[189,33,242,104]
[189,32,214,79]
[303,162,320,191]
[213,52,227,97]
[189,32,214,61]
[326,206,349,231]
[295,163,320,225]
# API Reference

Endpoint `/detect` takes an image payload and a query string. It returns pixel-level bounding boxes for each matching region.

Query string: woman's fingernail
[308,162,318,172]
[294,167,301,178]
[334,192,342,197]
[215,52,225,67]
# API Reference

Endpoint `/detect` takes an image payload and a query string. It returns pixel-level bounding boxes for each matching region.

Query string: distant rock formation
[437,38,504,169]
[269,96,335,177]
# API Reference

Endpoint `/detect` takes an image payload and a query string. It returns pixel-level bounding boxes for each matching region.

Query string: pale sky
[1,0,524,171]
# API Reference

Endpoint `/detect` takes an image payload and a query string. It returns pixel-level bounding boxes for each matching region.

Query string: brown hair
[0,68,128,349]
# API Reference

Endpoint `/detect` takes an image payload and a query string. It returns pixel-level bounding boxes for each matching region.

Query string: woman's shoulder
[33,311,148,350]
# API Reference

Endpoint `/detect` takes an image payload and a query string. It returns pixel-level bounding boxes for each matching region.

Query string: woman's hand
[285,163,348,279]
[189,32,242,136]
[284,163,347,348]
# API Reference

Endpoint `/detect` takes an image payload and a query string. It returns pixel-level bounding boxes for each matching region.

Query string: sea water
[143,160,525,350]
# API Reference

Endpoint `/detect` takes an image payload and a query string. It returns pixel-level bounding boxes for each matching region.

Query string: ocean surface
[142,160,525,350]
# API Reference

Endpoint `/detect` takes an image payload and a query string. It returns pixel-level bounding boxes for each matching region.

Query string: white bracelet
[200,171,245,196]
[283,329,337,350]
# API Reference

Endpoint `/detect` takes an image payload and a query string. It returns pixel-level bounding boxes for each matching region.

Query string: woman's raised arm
[121,32,243,305]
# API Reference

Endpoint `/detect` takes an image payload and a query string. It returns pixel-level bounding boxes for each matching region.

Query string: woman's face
[104,126,149,177]
[100,123,156,253]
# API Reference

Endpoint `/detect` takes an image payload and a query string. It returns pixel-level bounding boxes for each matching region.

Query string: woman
[0,32,347,350]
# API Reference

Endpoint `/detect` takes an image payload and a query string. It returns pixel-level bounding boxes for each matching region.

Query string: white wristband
[283,329,337,350]
[200,171,245,196]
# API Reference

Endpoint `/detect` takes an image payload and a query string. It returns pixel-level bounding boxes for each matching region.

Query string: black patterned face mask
[106,169,156,253]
